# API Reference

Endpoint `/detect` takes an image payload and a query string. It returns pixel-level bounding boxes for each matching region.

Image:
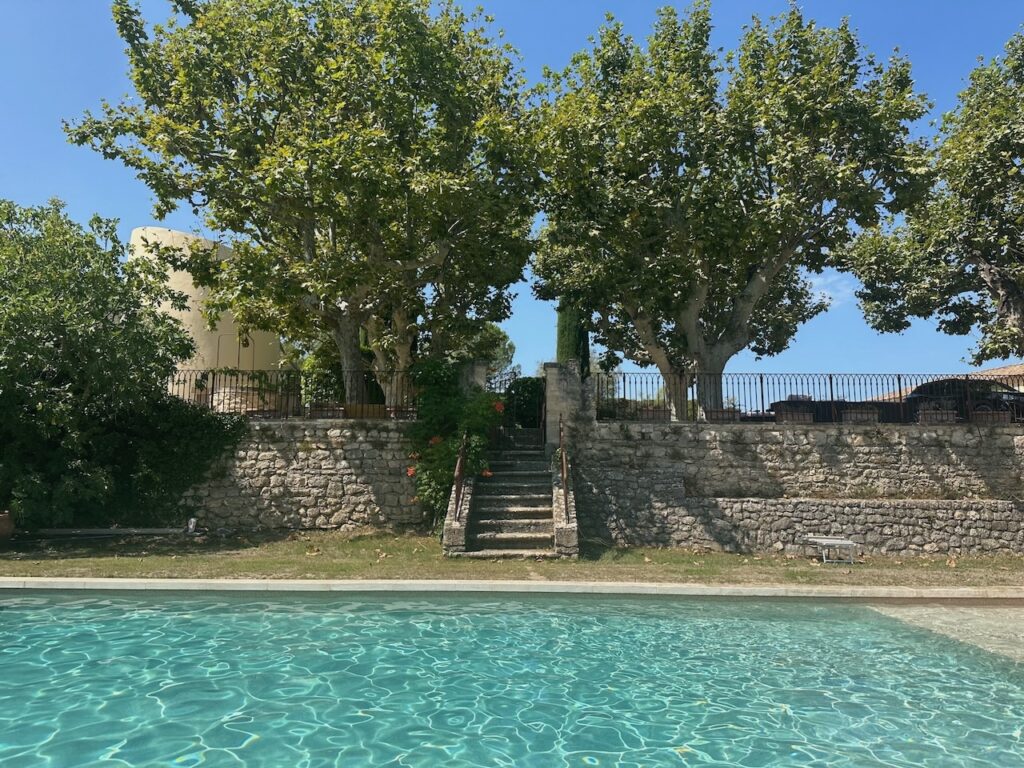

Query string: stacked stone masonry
[186,420,421,531]
[573,421,1024,556]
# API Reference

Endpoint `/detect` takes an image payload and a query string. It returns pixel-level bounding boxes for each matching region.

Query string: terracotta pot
[0,511,14,541]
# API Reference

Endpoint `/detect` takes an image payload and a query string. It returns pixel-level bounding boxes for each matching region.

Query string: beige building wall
[130,227,281,370]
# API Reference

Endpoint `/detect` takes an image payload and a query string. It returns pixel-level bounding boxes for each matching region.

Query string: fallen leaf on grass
[305,546,322,557]
[946,556,957,569]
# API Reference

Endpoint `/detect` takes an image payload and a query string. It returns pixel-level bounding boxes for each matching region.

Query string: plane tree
[67,0,537,403]
[848,31,1024,363]
[534,3,930,413]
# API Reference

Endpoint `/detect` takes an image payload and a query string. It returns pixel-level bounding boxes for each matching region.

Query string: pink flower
[429,435,443,446]
[406,466,417,478]
[494,401,505,413]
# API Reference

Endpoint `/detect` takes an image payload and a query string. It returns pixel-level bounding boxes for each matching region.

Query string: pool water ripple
[1,594,1022,766]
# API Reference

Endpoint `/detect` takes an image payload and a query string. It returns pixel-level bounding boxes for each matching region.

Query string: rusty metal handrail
[559,415,570,522]
[451,431,469,522]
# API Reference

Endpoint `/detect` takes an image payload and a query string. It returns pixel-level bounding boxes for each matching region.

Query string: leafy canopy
[848,31,1024,363]
[67,0,538,378]
[535,2,930,390]
[0,199,242,527]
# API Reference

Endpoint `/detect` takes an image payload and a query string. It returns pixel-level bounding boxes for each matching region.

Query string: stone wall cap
[2,577,1023,603]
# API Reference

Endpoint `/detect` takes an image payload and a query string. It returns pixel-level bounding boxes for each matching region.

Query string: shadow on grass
[0,529,297,562]
[578,535,636,562]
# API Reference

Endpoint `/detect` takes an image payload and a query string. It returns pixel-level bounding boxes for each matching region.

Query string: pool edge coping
[2,577,1024,602]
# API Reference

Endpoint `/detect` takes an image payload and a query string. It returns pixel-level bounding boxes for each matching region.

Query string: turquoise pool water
[1,594,1022,767]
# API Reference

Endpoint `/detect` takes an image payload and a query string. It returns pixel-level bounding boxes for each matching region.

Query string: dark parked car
[905,378,1024,421]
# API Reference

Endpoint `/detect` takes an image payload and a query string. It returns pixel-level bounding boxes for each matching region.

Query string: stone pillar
[543,361,594,447]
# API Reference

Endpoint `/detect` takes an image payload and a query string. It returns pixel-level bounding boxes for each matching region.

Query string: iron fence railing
[595,371,1024,425]
[168,369,417,420]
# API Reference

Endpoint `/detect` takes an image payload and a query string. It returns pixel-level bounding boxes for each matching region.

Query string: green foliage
[99,397,247,526]
[0,199,244,528]
[846,30,1024,363]
[555,300,590,374]
[504,376,544,429]
[443,322,519,382]
[535,2,930,397]
[407,360,503,525]
[68,0,539,382]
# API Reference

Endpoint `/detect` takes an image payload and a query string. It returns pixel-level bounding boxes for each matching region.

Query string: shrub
[0,199,243,528]
[407,360,503,526]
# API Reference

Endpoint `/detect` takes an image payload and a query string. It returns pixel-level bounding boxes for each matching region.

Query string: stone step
[508,437,544,447]
[472,505,555,519]
[473,518,554,534]
[473,494,551,508]
[479,470,550,483]
[488,451,547,461]
[474,481,551,495]
[469,531,554,549]
[449,549,560,560]
[493,432,543,442]
[487,461,549,473]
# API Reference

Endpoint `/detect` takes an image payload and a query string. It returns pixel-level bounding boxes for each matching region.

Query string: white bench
[805,536,857,564]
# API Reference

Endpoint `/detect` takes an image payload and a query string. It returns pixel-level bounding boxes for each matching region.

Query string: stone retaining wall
[601,497,1023,555]
[572,420,1024,556]
[186,420,421,530]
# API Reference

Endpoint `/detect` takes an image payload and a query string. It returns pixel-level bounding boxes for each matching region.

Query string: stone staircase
[443,426,579,559]
[448,428,558,558]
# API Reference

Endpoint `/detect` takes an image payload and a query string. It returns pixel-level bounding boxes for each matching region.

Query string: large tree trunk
[366,309,416,411]
[648,358,691,422]
[976,260,1024,350]
[328,312,368,404]
[693,351,730,418]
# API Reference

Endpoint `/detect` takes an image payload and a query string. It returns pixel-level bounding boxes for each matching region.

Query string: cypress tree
[556,300,590,375]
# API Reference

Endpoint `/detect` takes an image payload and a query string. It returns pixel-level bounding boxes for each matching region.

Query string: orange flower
[428,435,443,446]
[406,466,417,478]
[481,468,494,478]
[494,401,505,413]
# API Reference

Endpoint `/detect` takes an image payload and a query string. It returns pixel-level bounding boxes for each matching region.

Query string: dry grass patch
[2,530,1024,587]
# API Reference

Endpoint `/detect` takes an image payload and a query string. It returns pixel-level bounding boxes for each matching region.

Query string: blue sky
[2,1,1022,374]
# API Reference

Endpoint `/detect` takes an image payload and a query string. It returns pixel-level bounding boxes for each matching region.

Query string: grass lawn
[1,530,1023,586]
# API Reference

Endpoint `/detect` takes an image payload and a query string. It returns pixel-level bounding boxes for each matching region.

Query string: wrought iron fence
[167,369,417,420]
[595,371,1024,425]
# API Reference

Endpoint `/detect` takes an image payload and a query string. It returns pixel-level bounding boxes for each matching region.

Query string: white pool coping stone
[1,577,1023,602]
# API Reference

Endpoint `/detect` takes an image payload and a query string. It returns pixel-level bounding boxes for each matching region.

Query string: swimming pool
[1,593,1021,766]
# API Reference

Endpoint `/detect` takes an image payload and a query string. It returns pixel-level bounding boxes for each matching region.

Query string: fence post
[829,374,837,423]
[897,374,904,423]
[964,373,972,420]
[759,374,765,415]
